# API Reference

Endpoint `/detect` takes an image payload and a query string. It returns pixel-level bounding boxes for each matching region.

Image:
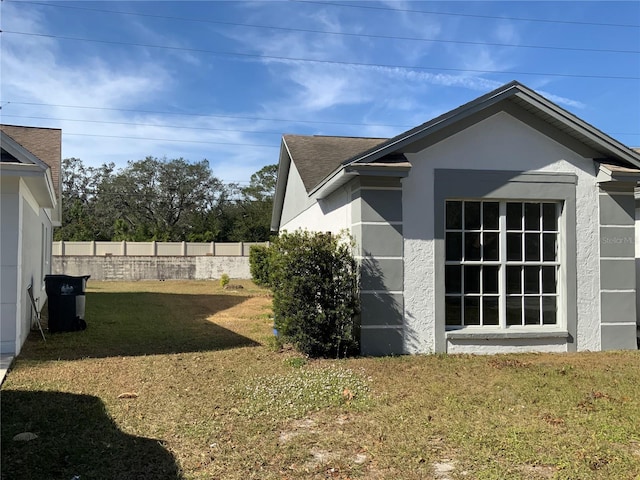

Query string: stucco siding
[0,176,52,355]
[18,181,51,353]
[280,184,351,234]
[0,177,20,354]
[280,160,316,229]
[402,111,601,354]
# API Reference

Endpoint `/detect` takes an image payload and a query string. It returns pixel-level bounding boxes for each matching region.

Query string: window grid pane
[445,200,560,328]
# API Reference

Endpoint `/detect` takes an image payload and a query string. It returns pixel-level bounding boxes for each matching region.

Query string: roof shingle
[0,124,62,195]
[283,135,388,192]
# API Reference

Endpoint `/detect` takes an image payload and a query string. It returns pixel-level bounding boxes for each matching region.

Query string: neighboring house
[271,81,640,356]
[0,125,61,355]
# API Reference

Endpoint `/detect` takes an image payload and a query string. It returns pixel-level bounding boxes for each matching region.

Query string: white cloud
[0,3,280,182]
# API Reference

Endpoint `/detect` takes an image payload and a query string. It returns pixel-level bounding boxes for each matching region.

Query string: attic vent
[376,153,408,164]
[1,148,19,163]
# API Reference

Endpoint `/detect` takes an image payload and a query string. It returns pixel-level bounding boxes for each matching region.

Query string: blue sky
[1,1,639,184]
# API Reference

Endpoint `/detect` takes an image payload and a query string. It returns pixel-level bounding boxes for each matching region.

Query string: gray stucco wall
[598,186,637,350]
[53,256,252,281]
[351,176,405,356]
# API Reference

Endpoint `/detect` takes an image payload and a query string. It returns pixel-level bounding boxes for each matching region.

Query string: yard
[2,281,640,480]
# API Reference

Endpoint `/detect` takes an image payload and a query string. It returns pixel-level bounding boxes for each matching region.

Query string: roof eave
[597,163,640,185]
[270,139,293,232]
[511,90,640,169]
[0,163,57,208]
[338,82,640,171]
[314,162,412,199]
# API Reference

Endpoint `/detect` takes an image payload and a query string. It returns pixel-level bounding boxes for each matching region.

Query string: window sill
[446,328,569,340]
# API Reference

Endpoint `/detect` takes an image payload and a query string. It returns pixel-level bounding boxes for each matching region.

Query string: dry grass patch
[3,281,640,479]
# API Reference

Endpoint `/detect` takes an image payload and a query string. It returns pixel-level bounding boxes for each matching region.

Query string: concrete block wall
[53,256,252,281]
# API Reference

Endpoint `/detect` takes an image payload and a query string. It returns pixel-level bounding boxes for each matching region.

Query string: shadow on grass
[1,390,182,480]
[21,292,261,361]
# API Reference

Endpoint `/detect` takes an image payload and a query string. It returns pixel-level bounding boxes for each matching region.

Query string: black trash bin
[44,275,90,333]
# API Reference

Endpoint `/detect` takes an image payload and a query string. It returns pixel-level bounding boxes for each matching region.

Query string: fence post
[152,241,157,256]
[182,241,186,256]
[61,240,65,257]
[239,241,244,256]
[210,241,214,256]
[91,240,96,256]
[122,240,126,256]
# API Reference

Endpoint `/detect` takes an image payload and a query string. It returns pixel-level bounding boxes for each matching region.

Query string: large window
[445,200,560,328]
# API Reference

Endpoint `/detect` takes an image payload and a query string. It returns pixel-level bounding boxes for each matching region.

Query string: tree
[228,164,278,241]
[98,157,226,241]
[55,158,115,240]
[54,157,277,242]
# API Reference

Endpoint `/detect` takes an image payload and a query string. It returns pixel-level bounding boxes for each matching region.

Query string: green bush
[219,273,230,288]
[249,244,271,286]
[269,230,359,358]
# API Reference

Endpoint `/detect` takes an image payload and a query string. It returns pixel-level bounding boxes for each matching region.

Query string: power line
[4,113,637,138]
[63,132,279,148]
[13,0,640,30]
[1,102,412,128]
[293,0,640,29]
[4,30,639,81]
[1,114,288,136]
[5,1,639,54]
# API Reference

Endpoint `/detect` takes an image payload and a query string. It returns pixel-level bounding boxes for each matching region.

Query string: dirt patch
[278,418,318,443]
[520,464,557,478]
[432,460,455,479]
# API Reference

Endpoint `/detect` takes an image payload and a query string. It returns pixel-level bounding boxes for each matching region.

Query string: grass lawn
[2,280,640,479]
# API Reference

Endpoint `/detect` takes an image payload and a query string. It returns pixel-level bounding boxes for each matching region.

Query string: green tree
[229,164,278,241]
[99,157,226,241]
[55,158,115,240]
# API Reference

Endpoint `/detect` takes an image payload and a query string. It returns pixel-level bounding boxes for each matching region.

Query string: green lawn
[2,280,640,479]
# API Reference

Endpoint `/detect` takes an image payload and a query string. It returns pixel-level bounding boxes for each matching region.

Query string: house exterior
[0,125,62,355]
[271,81,640,356]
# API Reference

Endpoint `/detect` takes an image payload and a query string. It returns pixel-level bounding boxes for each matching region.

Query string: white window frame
[444,200,562,329]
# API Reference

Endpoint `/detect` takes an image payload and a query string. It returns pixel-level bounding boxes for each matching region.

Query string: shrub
[269,230,359,358]
[249,244,271,286]
[219,273,230,288]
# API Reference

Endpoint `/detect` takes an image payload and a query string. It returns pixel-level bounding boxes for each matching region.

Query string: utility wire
[5,1,639,54]
[12,0,640,30]
[1,102,411,128]
[4,30,639,80]
[63,132,280,148]
[4,113,639,141]
[293,0,640,29]
[3,114,637,138]
[1,114,289,136]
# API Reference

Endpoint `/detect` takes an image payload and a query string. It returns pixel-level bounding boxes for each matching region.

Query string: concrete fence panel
[186,243,212,256]
[95,241,123,256]
[62,241,93,256]
[52,241,268,257]
[127,242,155,256]
[213,242,243,256]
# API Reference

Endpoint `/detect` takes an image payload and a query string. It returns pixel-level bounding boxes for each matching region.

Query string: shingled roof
[0,124,62,196]
[283,134,388,193]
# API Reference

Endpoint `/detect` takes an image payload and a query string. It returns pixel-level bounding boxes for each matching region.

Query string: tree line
[55,157,277,242]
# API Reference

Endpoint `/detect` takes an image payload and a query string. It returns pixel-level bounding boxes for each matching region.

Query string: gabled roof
[0,124,62,196]
[283,135,388,193]
[309,80,640,195]
[0,126,62,223]
[272,80,640,230]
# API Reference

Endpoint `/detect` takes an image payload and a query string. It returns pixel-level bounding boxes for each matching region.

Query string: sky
[1,1,639,185]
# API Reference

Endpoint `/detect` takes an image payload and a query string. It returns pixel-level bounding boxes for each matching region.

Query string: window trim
[434,169,577,352]
[444,200,561,328]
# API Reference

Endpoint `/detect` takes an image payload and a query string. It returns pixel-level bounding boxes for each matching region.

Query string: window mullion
[499,202,506,328]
